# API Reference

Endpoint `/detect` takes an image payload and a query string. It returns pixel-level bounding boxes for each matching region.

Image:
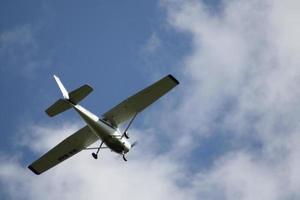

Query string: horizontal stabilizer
[45,99,72,117]
[46,75,93,117]
[69,84,93,104]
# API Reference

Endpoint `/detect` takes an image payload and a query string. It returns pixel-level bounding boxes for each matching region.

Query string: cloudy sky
[1,0,300,199]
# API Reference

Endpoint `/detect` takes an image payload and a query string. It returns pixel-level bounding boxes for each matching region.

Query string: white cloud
[192,152,282,200]
[0,123,190,200]
[158,0,300,199]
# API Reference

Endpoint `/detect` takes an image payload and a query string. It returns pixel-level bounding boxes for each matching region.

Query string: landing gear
[92,153,98,159]
[91,141,103,160]
[122,154,127,161]
[124,131,129,139]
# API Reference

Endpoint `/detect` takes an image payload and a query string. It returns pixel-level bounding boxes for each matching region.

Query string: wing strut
[121,112,138,139]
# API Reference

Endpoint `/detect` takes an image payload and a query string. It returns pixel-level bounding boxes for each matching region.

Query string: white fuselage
[71,103,131,154]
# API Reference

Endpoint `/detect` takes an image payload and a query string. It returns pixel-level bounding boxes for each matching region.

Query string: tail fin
[45,75,93,117]
[54,75,69,99]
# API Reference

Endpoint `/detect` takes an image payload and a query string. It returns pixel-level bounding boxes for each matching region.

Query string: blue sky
[2,0,300,199]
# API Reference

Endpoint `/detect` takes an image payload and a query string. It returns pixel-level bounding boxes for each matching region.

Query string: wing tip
[168,74,179,85]
[84,84,94,92]
[28,165,41,175]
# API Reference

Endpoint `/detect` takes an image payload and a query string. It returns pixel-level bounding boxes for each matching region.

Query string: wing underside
[28,125,98,175]
[102,74,179,126]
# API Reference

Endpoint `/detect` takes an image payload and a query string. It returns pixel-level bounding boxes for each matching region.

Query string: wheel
[124,132,129,139]
[92,153,98,159]
[122,155,127,161]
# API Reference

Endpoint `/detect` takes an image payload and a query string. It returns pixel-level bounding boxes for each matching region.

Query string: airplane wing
[102,74,179,126]
[28,125,99,175]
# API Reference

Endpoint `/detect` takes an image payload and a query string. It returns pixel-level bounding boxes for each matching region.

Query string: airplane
[28,74,179,175]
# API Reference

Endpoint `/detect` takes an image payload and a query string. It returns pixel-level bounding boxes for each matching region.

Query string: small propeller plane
[28,74,179,175]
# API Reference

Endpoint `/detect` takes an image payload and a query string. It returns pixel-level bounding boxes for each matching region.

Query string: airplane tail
[45,75,93,117]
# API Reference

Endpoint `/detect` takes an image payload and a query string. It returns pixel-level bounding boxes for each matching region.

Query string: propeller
[131,141,138,148]
[121,141,138,162]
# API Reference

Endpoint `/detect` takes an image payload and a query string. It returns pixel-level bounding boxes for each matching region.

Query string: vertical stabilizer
[54,75,69,99]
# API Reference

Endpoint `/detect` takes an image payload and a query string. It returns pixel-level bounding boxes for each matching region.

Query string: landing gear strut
[122,153,127,161]
[91,141,103,159]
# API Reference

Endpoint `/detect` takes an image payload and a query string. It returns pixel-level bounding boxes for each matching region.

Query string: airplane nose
[123,142,131,153]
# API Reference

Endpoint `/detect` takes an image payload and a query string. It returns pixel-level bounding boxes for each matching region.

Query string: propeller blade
[131,141,138,147]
